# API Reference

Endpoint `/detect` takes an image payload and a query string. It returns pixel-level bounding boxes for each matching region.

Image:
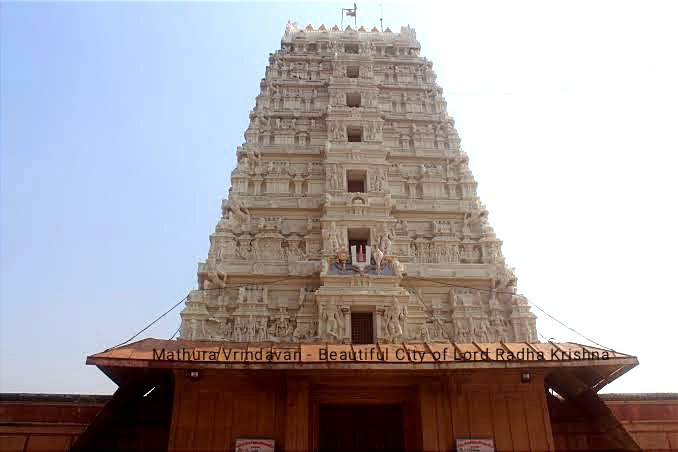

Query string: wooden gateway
[74,23,645,451]
[74,340,640,451]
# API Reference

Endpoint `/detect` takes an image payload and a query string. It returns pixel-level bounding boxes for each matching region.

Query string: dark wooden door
[351,312,374,344]
[318,404,404,451]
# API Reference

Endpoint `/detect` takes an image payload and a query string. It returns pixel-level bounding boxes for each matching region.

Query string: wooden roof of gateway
[87,338,638,392]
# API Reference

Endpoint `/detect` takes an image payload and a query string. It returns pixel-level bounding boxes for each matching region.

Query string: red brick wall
[0,394,108,452]
[2,391,677,451]
[603,394,678,452]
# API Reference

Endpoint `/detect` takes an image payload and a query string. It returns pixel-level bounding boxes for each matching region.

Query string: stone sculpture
[179,25,538,344]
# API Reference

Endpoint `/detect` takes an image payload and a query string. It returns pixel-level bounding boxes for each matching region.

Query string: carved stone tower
[179,22,538,344]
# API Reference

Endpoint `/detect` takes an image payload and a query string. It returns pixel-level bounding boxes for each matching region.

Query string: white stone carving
[179,24,538,344]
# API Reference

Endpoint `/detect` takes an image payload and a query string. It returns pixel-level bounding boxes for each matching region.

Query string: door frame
[309,384,421,451]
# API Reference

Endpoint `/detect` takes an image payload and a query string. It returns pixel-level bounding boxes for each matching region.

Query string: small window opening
[346,93,361,108]
[347,126,362,142]
[351,312,374,344]
[345,44,359,54]
[347,228,370,262]
[346,66,359,78]
[346,170,366,193]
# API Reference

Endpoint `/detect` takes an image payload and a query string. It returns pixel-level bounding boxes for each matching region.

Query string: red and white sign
[456,438,495,452]
[234,438,275,452]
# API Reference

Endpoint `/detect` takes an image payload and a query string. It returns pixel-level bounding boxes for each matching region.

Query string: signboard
[456,438,495,452]
[234,438,275,452]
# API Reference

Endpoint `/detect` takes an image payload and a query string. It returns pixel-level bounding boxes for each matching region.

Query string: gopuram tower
[179,22,538,345]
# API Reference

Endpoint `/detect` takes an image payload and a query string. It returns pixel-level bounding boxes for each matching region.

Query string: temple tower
[179,22,537,344]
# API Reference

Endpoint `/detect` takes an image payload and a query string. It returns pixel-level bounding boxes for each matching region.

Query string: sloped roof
[87,338,637,390]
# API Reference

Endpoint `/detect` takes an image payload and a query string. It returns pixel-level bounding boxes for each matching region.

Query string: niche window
[347,228,370,255]
[346,170,366,193]
[346,66,359,78]
[345,44,359,54]
[351,312,374,344]
[346,93,361,108]
[347,126,362,142]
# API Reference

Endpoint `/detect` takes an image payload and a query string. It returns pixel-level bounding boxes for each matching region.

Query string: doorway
[350,312,374,344]
[318,404,404,451]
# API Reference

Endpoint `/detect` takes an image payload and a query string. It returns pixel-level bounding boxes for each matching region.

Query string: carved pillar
[407,180,417,199]
[375,306,385,343]
[341,305,351,343]
[293,176,304,196]
[253,176,264,196]
[446,181,456,199]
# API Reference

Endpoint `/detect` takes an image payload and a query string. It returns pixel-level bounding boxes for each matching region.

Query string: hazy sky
[1,1,677,395]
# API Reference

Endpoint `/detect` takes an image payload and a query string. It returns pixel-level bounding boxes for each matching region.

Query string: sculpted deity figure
[267,320,277,339]
[297,288,309,308]
[366,91,377,107]
[222,191,250,225]
[490,317,507,342]
[237,286,247,303]
[322,304,341,339]
[334,61,345,77]
[203,270,227,290]
[322,222,343,255]
[326,164,344,190]
[446,159,457,179]
[430,319,446,340]
[321,192,332,207]
[370,168,387,192]
[476,318,491,342]
[328,169,340,190]
[292,322,308,341]
[373,247,384,272]
[383,297,407,341]
[246,147,260,165]
[233,318,243,342]
[483,241,500,263]
[449,289,459,306]
[396,219,408,235]
[496,267,517,293]
[376,223,394,256]
[329,121,346,141]
[256,318,268,341]
[379,232,392,257]
[224,320,233,341]
[419,324,432,342]
[462,209,487,235]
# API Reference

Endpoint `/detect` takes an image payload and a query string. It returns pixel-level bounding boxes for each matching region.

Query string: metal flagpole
[341,3,357,29]
[379,3,383,32]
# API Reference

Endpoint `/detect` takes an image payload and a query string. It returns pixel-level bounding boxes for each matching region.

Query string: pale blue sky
[1,1,677,394]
